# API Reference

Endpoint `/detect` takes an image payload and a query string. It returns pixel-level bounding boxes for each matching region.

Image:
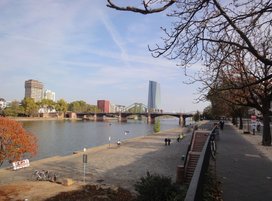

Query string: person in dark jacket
[164,138,168,146]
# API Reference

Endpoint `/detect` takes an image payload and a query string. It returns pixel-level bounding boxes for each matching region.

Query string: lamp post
[83,148,87,183]
[109,136,111,148]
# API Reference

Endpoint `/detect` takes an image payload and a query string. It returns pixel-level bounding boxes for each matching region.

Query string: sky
[0,0,209,113]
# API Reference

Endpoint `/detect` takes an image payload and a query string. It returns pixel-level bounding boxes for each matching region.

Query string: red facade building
[97,100,110,113]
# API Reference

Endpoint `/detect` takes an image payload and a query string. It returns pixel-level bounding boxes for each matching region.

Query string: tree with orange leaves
[0,117,37,166]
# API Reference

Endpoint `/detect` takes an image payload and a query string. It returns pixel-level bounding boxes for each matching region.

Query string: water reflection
[21,119,180,161]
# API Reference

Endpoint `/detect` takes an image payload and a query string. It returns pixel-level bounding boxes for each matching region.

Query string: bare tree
[107,0,272,145]
[207,47,271,146]
[206,90,248,129]
[107,0,176,14]
[107,0,272,85]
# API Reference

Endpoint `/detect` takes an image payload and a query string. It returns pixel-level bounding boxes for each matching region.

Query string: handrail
[184,126,217,201]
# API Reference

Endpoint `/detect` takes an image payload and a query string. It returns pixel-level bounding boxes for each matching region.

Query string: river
[20,118,181,162]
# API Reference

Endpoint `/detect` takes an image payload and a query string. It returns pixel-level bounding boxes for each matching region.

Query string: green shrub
[135,172,177,201]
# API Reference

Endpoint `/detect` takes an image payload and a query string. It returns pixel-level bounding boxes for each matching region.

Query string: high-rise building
[25,79,44,102]
[44,89,56,101]
[148,80,161,112]
[0,98,6,109]
[97,100,110,113]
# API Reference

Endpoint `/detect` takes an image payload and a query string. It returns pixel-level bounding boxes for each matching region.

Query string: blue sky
[0,0,209,113]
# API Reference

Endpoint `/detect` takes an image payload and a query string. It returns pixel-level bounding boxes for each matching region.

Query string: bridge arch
[76,112,192,126]
[147,113,184,126]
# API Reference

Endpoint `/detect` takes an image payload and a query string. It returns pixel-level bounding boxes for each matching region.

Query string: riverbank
[0,126,192,200]
[11,117,119,122]
[8,117,74,121]
[2,118,184,168]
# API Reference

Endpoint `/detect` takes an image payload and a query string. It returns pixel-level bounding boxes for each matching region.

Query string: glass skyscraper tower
[148,80,161,112]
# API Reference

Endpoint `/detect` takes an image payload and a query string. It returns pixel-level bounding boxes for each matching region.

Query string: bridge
[75,112,193,126]
[125,103,148,113]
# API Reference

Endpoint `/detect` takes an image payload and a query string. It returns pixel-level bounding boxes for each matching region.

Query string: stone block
[62,178,75,186]
[176,165,185,184]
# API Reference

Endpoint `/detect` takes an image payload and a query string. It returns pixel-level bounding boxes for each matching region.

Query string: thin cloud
[99,11,131,67]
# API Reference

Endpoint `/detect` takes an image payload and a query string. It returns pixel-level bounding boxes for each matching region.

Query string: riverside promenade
[217,122,272,201]
[0,126,193,200]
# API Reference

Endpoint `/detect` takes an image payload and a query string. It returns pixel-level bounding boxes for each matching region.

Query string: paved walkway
[216,122,272,201]
[0,127,192,192]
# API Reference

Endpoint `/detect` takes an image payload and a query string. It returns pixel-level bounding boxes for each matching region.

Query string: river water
[20,119,181,162]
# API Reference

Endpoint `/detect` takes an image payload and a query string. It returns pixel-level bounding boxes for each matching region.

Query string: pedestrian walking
[252,123,256,135]
[219,120,224,130]
[167,138,171,146]
[256,120,261,132]
[177,133,184,142]
[164,138,168,146]
[177,135,180,142]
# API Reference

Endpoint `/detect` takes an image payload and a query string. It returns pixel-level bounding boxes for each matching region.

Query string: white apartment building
[0,98,6,109]
[110,103,126,113]
[44,89,56,101]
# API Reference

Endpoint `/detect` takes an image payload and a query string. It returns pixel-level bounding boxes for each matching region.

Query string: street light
[83,148,87,183]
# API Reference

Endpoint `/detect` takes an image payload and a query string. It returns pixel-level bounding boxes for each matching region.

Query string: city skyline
[0,0,209,113]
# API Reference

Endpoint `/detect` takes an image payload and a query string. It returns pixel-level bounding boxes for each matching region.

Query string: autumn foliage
[0,117,37,166]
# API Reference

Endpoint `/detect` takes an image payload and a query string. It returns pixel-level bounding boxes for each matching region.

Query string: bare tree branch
[107,0,272,89]
[107,0,176,14]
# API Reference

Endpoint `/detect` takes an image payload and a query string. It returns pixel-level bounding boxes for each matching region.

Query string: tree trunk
[262,113,271,146]
[232,117,235,125]
[239,116,243,130]
[232,116,237,126]
[234,117,238,126]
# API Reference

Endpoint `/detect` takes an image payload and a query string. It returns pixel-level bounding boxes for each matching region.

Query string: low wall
[184,127,215,201]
